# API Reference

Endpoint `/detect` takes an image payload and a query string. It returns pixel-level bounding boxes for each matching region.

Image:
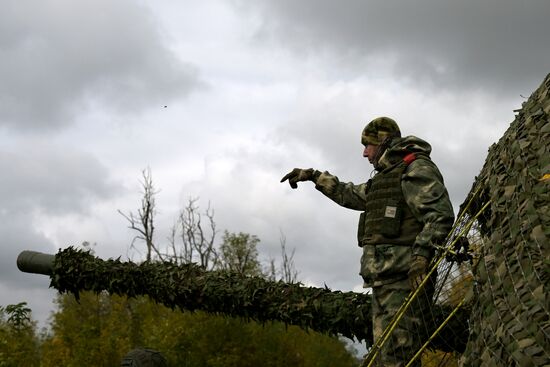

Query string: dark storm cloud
[0,0,201,132]
[237,0,550,95]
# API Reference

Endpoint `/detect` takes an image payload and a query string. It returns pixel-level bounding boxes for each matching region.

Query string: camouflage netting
[459,74,550,366]
[50,247,373,342]
[47,247,465,352]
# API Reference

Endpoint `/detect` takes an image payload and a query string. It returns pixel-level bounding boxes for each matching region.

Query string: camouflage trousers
[370,276,435,367]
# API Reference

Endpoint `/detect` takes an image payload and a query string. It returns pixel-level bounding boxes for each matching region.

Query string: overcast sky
[1,0,549,331]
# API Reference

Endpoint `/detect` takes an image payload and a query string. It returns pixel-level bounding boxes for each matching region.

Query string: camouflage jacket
[313,136,454,285]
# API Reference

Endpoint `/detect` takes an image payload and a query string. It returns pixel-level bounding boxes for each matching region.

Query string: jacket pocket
[359,245,376,286]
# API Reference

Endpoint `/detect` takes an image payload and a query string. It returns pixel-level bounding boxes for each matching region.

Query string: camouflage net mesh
[459,73,550,366]
[362,74,550,366]
[50,247,374,342]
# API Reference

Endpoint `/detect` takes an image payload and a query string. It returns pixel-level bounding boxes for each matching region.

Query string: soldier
[281,117,454,366]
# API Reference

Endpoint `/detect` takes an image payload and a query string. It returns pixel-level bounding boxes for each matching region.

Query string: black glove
[280,168,315,189]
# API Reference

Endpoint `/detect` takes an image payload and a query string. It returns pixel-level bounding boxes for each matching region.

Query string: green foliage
[40,292,136,366]
[2,302,32,331]
[41,292,359,367]
[219,231,262,276]
[0,302,40,367]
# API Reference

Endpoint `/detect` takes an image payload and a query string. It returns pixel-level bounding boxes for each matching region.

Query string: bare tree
[167,221,179,262]
[262,231,299,283]
[265,258,277,281]
[279,231,298,283]
[118,167,163,262]
[118,169,297,285]
[173,197,218,268]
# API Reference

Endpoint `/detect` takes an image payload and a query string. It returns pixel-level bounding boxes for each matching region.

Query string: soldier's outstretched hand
[280,168,314,189]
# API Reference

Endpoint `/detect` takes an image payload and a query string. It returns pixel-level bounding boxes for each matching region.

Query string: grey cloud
[0,218,56,329]
[175,136,366,291]
[236,0,550,95]
[0,214,57,286]
[0,0,202,132]
[0,141,121,297]
[275,116,368,181]
[0,142,121,214]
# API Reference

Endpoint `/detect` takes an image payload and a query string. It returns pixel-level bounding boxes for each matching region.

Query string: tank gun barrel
[17,247,373,342]
[17,250,55,275]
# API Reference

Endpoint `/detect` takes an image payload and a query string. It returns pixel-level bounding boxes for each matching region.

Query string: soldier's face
[363,144,379,165]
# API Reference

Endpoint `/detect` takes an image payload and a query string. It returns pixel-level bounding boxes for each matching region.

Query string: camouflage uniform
[307,123,454,366]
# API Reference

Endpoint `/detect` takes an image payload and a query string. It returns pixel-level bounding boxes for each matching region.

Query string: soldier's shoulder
[404,156,444,180]
[407,154,436,168]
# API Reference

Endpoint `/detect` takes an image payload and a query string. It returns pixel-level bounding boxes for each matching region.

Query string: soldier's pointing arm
[281,168,366,210]
[313,171,367,211]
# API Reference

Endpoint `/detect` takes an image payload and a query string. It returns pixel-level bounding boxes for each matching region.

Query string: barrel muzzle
[17,250,55,276]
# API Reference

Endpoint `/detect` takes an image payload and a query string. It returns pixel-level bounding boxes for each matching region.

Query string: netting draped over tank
[460,74,550,366]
